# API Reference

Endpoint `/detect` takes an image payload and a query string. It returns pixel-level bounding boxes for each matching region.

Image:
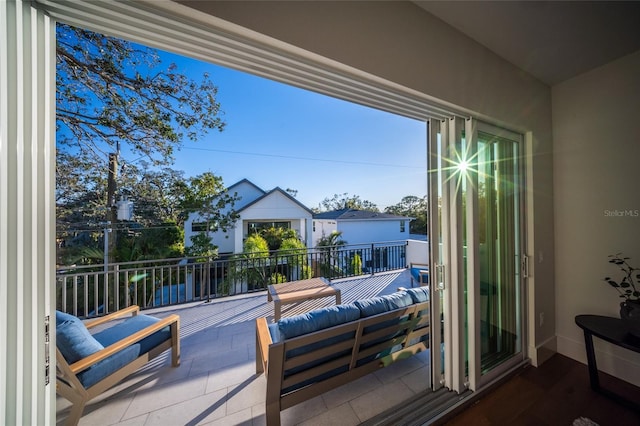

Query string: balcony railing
[56,241,409,318]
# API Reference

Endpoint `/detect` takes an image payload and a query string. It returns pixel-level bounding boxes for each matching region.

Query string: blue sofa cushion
[268,323,280,343]
[405,287,429,303]
[354,291,413,318]
[56,311,104,364]
[277,304,360,340]
[382,292,413,310]
[353,296,389,317]
[354,292,414,366]
[77,314,172,389]
[277,304,360,394]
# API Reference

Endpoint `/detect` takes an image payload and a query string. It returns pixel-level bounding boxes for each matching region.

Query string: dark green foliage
[604,253,640,300]
[385,195,428,235]
[314,193,379,213]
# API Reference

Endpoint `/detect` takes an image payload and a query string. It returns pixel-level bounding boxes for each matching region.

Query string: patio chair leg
[171,320,181,367]
[65,398,88,426]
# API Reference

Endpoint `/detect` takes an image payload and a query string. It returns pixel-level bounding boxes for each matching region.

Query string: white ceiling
[414,1,640,86]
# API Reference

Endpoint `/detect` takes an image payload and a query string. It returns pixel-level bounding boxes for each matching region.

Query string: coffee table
[267,277,341,322]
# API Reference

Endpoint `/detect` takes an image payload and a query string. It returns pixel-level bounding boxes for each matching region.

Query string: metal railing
[56,241,408,318]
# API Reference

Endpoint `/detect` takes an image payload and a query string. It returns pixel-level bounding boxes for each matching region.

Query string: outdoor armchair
[55,306,180,426]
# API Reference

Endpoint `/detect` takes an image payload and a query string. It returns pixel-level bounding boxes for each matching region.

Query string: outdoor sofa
[255,287,430,425]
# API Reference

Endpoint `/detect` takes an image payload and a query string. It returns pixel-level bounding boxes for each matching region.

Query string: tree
[315,231,347,278]
[56,23,227,261]
[182,173,240,259]
[232,234,271,286]
[385,195,428,235]
[314,193,379,213]
[258,227,298,252]
[316,230,348,248]
[56,23,225,169]
[280,236,312,280]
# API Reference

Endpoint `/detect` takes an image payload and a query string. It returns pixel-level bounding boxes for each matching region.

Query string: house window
[313,221,316,232]
[400,221,406,233]
[248,221,290,233]
[192,222,214,232]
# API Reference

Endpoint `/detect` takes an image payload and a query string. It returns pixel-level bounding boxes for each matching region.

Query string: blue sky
[149,50,427,211]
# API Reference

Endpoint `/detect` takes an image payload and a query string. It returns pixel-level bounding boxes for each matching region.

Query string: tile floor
[56,270,432,426]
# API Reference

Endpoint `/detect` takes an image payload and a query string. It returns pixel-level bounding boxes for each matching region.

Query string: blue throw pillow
[56,311,104,364]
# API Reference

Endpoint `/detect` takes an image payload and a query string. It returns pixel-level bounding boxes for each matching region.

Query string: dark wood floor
[441,353,640,426]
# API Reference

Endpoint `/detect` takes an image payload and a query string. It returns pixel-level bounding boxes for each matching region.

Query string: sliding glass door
[428,118,525,392]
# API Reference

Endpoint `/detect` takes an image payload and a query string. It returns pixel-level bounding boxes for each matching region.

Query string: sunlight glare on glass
[457,160,470,173]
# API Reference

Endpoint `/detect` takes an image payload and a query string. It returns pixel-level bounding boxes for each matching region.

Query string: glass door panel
[475,122,524,383]
[427,119,447,390]
[429,118,525,393]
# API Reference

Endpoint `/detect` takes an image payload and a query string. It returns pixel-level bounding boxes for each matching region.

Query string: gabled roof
[237,186,314,215]
[313,208,412,221]
[226,178,266,196]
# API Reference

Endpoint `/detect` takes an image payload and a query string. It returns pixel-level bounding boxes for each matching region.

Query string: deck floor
[56,270,433,426]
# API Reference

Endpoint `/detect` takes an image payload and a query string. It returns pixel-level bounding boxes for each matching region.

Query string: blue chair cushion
[92,314,170,354]
[77,314,172,389]
[56,311,104,364]
[77,346,139,389]
[410,267,429,284]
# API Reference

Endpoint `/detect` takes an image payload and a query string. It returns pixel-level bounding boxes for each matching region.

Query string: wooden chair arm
[85,305,140,329]
[70,314,179,374]
[256,317,272,367]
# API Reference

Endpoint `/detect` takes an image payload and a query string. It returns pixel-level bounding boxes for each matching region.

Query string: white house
[312,208,414,272]
[312,208,413,246]
[184,179,315,254]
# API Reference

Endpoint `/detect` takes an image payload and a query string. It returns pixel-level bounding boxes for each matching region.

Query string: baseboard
[529,335,557,367]
[557,333,640,387]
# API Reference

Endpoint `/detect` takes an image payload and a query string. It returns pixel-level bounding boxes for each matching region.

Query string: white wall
[230,180,265,210]
[193,0,555,363]
[553,49,640,385]
[237,191,313,252]
[338,220,409,245]
[312,219,338,245]
[406,240,430,267]
[240,191,310,221]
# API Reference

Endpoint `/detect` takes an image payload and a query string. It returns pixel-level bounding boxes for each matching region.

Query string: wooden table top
[269,277,330,295]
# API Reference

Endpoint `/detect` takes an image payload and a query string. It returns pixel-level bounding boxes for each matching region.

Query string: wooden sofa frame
[255,301,430,426]
[56,306,180,426]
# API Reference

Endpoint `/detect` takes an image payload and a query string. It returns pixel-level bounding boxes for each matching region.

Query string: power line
[56,223,183,233]
[183,146,422,169]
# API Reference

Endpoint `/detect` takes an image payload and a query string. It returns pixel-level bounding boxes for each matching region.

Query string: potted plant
[604,253,640,336]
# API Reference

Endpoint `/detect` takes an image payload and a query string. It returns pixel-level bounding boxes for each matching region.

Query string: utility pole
[106,151,118,265]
